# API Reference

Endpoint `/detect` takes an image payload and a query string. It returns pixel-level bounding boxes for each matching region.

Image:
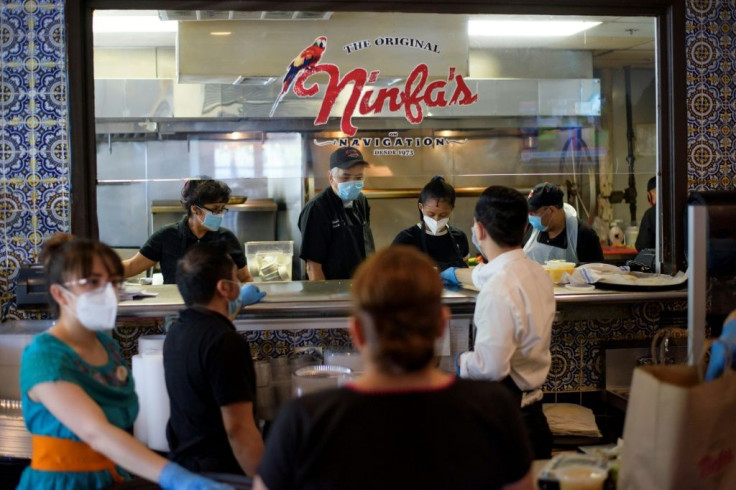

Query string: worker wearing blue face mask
[523,182,603,265]
[123,179,254,284]
[299,147,376,280]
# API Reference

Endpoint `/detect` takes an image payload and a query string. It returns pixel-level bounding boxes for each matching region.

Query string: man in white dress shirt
[442,185,556,459]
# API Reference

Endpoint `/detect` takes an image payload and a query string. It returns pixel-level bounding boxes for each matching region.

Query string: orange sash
[30,434,124,482]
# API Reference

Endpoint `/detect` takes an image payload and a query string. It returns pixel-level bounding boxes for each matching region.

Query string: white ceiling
[92,10,656,68]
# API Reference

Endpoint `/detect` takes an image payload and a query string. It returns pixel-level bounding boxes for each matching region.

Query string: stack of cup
[269,357,292,410]
[253,360,275,421]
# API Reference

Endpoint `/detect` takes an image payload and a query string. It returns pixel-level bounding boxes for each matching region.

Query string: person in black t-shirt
[635,176,657,251]
[255,246,533,490]
[392,176,469,272]
[523,182,603,264]
[298,147,375,280]
[123,179,253,284]
[164,243,264,476]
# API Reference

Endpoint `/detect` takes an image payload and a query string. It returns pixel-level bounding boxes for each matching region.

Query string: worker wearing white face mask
[299,147,376,280]
[18,234,230,489]
[523,182,603,265]
[392,176,469,272]
[123,178,254,285]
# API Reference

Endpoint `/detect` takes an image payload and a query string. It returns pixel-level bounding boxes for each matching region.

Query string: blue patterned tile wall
[686,0,736,190]
[1,0,68,321]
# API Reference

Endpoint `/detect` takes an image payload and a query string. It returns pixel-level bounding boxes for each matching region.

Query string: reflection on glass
[93,9,658,266]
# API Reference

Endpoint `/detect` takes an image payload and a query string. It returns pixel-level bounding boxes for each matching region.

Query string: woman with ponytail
[392,176,469,272]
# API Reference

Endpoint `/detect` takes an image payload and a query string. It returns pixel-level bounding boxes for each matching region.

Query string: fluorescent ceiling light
[93,15,177,33]
[468,20,601,37]
[210,31,232,36]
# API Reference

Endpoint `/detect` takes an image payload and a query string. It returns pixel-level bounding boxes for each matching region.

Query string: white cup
[152,273,164,285]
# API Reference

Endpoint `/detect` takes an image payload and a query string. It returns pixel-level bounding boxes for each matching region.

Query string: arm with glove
[705,310,736,381]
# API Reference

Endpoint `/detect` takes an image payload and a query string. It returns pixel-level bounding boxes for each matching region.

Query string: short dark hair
[176,242,235,306]
[180,179,231,216]
[41,234,123,315]
[474,186,529,248]
[647,176,657,192]
[352,246,443,374]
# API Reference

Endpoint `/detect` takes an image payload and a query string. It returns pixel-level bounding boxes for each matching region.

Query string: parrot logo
[269,36,328,117]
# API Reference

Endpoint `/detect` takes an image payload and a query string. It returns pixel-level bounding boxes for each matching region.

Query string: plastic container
[544,260,576,284]
[324,349,364,372]
[245,241,294,282]
[291,365,351,397]
[138,334,165,354]
[625,226,639,247]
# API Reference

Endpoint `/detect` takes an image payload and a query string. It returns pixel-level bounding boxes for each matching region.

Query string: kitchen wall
[0,0,733,392]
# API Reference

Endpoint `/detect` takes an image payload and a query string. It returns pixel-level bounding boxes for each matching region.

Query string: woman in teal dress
[18,234,228,489]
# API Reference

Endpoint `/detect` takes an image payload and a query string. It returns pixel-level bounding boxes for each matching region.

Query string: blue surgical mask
[224,280,242,317]
[471,225,487,260]
[529,214,548,232]
[336,180,364,201]
[228,297,242,317]
[200,209,224,231]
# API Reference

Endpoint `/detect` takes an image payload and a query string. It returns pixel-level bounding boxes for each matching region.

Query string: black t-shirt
[524,219,604,263]
[139,217,246,284]
[392,224,469,271]
[636,206,656,251]
[258,378,533,490]
[163,306,256,474]
[298,189,375,280]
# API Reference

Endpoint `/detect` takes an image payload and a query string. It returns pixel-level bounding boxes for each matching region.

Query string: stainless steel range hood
[94,77,600,133]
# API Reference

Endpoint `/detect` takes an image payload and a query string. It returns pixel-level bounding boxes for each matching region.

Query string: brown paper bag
[619,365,736,489]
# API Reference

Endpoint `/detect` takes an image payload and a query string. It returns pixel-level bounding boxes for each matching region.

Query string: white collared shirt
[459,248,556,404]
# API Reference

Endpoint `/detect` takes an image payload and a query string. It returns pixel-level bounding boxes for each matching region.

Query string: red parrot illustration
[269,36,327,117]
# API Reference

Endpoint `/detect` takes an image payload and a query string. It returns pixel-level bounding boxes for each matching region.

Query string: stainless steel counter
[117,281,687,319]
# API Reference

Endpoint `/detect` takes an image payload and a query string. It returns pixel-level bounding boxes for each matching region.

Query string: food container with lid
[245,241,293,282]
[544,260,576,284]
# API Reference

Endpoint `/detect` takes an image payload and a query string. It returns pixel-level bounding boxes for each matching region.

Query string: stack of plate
[0,399,31,458]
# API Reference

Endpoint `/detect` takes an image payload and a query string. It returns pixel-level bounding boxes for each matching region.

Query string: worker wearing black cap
[298,147,375,280]
[523,183,603,264]
[635,176,657,251]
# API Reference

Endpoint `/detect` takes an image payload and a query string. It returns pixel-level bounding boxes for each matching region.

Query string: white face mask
[423,215,449,234]
[62,283,119,331]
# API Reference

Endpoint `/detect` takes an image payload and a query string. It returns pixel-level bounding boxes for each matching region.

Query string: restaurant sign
[269,36,479,136]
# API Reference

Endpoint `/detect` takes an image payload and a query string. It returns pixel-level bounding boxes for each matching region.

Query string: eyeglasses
[64,277,125,292]
[198,205,229,215]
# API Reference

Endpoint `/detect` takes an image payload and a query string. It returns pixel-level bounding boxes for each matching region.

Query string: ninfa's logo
[269,36,479,136]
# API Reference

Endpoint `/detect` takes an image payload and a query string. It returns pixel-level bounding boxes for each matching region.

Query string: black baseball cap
[330,147,368,169]
[528,182,564,211]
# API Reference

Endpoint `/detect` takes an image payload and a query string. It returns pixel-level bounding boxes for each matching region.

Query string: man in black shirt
[635,176,657,251]
[164,243,264,476]
[523,182,604,264]
[298,147,375,280]
[123,179,252,284]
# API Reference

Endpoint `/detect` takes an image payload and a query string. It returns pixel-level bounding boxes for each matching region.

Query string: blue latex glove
[159,462,233,490]
[705,319,736,381]
[240,283,266,306]
[439,267,460,287]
